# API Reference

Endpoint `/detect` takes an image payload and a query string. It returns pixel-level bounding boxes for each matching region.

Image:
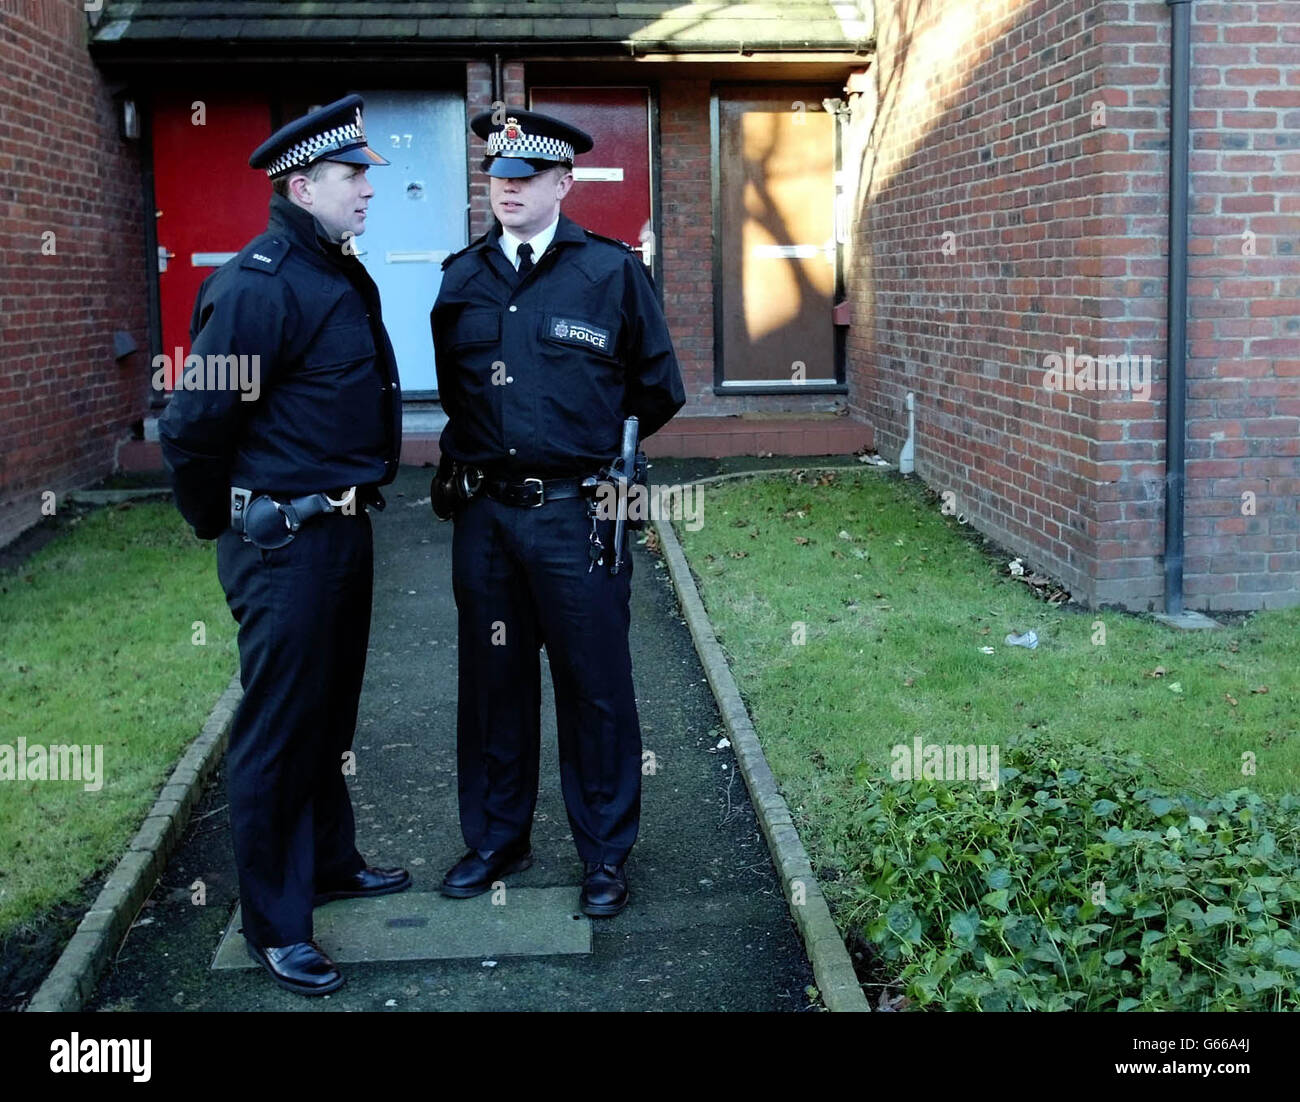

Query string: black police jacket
[432,214,685,476]
[158,194,402,539]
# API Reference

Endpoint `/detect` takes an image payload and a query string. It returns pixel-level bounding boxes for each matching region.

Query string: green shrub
[843,734,1300,1011]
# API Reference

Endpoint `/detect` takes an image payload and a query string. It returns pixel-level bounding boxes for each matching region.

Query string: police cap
[249,94,390,179]
[470,108,594,179]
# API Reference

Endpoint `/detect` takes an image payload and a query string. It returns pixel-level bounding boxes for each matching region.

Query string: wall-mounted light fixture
[120,98,140,140]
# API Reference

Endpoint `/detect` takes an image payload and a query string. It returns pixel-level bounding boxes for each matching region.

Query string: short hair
[272,158,340,199]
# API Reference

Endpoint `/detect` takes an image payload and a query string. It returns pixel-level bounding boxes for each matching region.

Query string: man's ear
[555,169,575,200]
[287,171,313,206]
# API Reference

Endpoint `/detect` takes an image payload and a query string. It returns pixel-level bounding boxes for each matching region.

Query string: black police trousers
[451,492,641,866]
[216,511,371,947]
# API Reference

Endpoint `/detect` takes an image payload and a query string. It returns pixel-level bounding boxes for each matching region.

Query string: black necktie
[516,242,534,278]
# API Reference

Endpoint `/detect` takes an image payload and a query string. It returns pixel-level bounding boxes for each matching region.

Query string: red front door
[152,93,271,385]
[527,87,654,277]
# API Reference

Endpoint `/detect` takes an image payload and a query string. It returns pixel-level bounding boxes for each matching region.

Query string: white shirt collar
[500,216,559,269]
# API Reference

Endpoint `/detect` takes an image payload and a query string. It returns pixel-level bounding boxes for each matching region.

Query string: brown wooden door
[716,85,840,388]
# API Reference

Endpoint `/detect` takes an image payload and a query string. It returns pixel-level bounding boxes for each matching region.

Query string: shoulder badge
[441,231,492,271]
[583,228,635,252]
[239,236,290,274]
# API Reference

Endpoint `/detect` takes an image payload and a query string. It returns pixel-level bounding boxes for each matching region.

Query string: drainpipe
[1163,0,1193,614]
[899,392,915,474]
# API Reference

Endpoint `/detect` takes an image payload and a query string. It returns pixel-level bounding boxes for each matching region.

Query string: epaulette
[583,228,635,252]
[441,231,491,270]
[239,236,290,274]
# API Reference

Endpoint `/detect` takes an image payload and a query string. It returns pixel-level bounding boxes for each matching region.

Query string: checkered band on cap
[486,121,574,163]
[264,119,365,178]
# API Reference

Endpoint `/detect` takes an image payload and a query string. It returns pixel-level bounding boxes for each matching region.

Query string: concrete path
[86,463,816,1012]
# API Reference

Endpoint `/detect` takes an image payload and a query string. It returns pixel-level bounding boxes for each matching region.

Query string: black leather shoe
[246,939,344,996]
[580,862,628,917]
[440,840,533,898]
[313,865,412,906]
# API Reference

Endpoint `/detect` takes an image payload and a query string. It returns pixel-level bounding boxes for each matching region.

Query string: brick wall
[849,0,1299,611]
[0,0,149,546]
[1175,0,1299,611]
[657,78,716,410]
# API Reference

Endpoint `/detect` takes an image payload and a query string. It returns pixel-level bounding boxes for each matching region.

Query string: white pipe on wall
[899,392,915,474]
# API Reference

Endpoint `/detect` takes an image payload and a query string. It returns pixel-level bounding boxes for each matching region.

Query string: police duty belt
[231,485,361,549]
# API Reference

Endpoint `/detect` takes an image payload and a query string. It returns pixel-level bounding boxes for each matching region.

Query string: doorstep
[120,415,873,473]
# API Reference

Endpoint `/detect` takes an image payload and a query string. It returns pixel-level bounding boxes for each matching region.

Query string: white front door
[356,90,468,396]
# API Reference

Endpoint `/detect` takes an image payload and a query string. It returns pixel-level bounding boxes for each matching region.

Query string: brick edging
[652,466,880,1012]
[24,673,243,1012]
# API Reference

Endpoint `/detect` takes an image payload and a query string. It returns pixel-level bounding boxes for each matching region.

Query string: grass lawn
[675,468,1300,900]
[0,503,236,941]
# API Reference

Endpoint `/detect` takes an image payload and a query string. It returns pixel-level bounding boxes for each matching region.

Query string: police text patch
[549,317,611,353]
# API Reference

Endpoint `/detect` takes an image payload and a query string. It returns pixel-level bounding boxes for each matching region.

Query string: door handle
[158,245,175,272]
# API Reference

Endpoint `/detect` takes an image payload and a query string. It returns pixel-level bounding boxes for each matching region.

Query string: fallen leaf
[1168,682,1183,694]
[1225,693,1238,707]
[794,536,810,545]
[1251,685,1269,695]
[1147,666,1166,678]
[980,646,996,654]
[903,677,914,687]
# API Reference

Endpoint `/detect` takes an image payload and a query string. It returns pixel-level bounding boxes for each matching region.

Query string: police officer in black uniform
[430,109,685,916]
[158,95,411,996]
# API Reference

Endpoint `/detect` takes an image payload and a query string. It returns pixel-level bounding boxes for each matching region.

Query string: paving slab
[212,889,591,968]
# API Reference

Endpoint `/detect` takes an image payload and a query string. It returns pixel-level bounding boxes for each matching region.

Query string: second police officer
[430,109,686,916]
